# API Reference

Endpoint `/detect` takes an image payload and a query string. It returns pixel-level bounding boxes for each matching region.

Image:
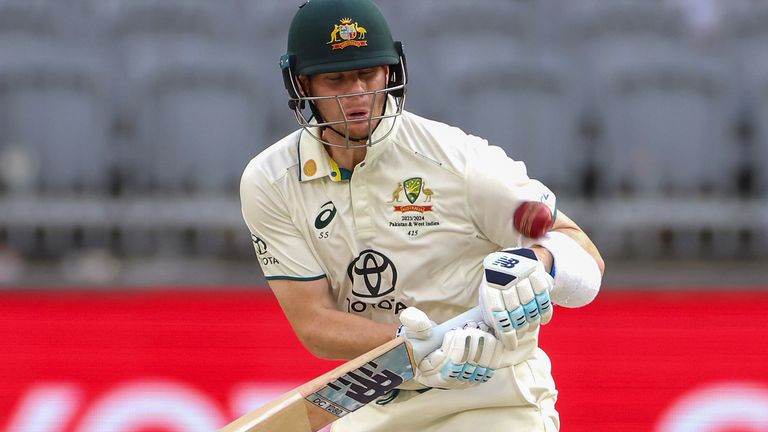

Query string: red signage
[539,290,768,431]
[1,289,767,431]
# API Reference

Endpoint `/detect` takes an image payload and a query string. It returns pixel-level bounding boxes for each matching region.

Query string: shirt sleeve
[240,161,325,281]
[465,138,557,248]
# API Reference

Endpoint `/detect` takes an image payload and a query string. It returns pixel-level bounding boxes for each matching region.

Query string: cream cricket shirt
[241,99,556,337]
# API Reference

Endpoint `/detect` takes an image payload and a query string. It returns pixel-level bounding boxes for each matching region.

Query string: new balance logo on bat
[307,343,414,417]
[327,361,403,405]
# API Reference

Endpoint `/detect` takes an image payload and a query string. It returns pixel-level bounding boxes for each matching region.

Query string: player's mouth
[345,109,370,121]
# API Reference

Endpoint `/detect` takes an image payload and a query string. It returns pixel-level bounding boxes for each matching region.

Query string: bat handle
[408,306,484,363]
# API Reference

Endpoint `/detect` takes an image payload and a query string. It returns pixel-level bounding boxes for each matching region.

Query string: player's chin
[345,121,378,138]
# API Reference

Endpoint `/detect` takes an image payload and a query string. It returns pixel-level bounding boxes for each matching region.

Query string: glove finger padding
[479,280,507,315]
[515,278,540,333]
[530,271,554,325]
[470,330,503,382]
[480,280,520,350]
[416,328,503,390]
[446,329,486,382]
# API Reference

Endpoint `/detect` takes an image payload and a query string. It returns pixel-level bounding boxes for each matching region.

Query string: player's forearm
[547,211,605,274]
[550,227,605,275]
[528,211,602,307]
[268,278,401,361]
[531,229,604,276]
[298,307,400,361]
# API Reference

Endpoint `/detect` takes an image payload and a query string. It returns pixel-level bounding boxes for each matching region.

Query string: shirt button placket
[350,161,375,242]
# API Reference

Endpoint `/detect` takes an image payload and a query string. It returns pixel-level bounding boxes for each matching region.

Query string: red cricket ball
[513,201,554,239]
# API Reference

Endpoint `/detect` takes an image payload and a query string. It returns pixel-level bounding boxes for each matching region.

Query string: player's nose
[344,77,369,96]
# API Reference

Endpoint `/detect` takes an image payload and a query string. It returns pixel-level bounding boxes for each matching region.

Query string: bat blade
[222,391,312,432]
[220,307,483,432]
[220,337,415,432]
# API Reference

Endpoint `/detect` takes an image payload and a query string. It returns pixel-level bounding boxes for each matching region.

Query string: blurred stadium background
[1,0,767,431]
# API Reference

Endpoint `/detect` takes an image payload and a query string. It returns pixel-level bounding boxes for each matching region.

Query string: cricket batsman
[240,0,605,430]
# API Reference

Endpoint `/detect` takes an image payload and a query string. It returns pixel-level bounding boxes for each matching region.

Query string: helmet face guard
[280,42,407,148]
[281,0,408,148]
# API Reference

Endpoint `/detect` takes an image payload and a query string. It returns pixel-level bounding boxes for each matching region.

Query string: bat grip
[408,306,484,363]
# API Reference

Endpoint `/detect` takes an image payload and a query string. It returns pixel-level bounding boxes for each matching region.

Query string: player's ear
[297,75,311,97]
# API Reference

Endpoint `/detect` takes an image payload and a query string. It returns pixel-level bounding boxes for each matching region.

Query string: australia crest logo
[327,18,368,50]
[403,177,422,204]
[389,177,434,213]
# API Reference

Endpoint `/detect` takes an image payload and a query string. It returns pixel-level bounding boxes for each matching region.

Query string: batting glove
[478,248,554,350]
[398,307,504,390]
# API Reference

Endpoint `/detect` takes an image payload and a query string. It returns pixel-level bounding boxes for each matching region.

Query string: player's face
[301,66,390,141]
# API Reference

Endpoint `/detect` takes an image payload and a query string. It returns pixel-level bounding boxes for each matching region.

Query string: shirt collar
[297,128,333,182]
[297,96,401,183]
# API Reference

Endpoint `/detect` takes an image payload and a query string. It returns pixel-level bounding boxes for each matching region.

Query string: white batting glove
[398,307,504,390]
[478,248,554,350]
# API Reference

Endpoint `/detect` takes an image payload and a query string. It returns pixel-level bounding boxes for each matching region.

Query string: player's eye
[323,74,343,82]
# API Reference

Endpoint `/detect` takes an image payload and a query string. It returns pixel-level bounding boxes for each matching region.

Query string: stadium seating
[723,3,768,198]
[0,0,109,194]
[247,0,302,141]
[560,1,751,258]
[595,58,733,197]
[105,0,264,194]
[400,0,533,120]
[452,55,580,194]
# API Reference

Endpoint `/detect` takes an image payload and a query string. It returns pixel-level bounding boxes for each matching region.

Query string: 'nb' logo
[493,256,519,269]
[327,361,404,405]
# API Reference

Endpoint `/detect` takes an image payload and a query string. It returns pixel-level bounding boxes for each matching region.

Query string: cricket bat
[220,306,484,432]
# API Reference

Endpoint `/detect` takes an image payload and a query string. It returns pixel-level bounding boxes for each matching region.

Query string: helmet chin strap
[322,124,369,144]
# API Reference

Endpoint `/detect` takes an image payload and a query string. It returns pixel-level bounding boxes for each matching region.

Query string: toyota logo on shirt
[347,250,397,301]
[251,235,268,255]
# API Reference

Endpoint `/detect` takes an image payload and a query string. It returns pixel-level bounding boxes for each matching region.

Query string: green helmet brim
[297,52,400,76]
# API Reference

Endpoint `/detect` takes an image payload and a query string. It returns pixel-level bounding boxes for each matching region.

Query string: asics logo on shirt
[315,201,337,230]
